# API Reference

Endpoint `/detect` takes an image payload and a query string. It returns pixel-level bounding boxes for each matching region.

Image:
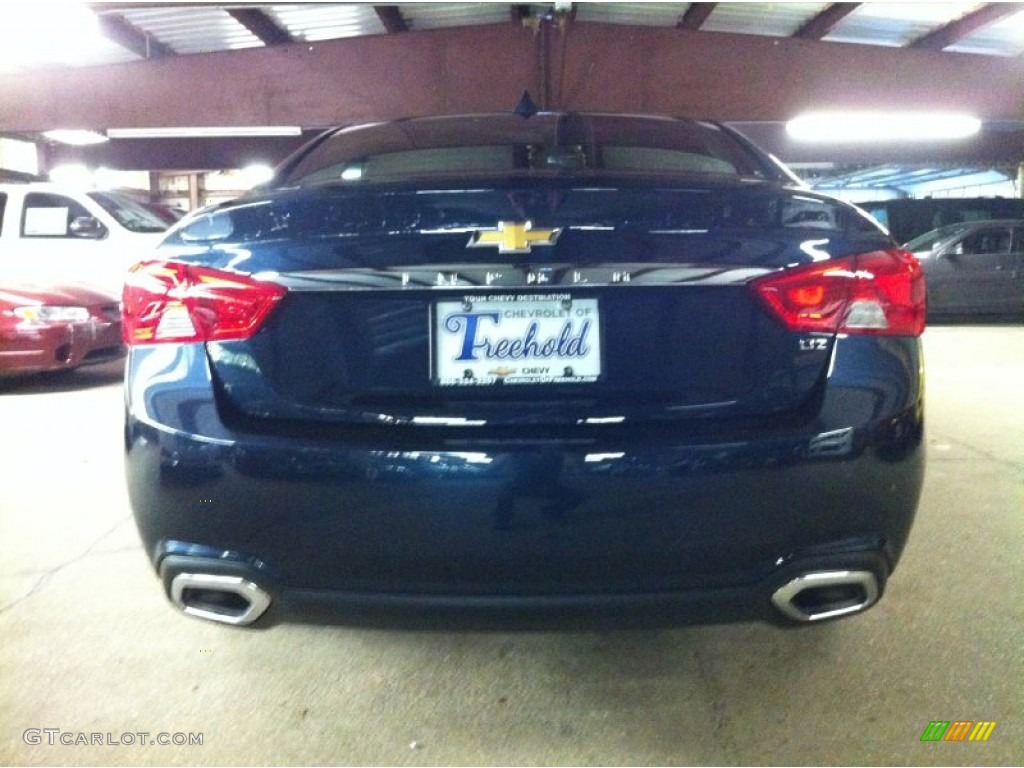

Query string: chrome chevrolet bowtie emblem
[467,221,561,254]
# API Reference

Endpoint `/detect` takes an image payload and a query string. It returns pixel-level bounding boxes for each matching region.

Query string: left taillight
[751,249,926,337]
[122,261,286,345]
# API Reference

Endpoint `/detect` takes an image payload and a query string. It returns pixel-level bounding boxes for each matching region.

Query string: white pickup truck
[0,182,169,296]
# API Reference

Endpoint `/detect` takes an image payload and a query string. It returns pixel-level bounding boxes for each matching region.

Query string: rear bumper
[125,338,925,626]
[157,549,891,629]
[126,428,924,625]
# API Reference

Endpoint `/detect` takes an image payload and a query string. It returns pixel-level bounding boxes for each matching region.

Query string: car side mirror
[69,216,107,239]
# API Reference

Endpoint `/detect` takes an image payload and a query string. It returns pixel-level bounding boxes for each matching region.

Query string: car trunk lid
[159,180,890,430]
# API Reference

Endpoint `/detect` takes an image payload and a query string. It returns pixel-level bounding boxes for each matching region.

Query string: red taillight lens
[122,261,286,345]
[751,249,925,336]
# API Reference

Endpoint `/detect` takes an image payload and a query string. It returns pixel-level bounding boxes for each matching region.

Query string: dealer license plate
[434,294,601,386]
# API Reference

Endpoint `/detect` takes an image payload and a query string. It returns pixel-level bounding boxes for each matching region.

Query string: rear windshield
[280,114,774,186]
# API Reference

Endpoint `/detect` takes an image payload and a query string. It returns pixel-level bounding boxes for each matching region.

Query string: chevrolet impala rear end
[123,114,925,627]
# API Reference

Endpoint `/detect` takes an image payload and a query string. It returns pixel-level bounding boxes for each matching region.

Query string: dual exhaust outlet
[168,569,880,626]
[170,573,272,626]
[770,569,880,622]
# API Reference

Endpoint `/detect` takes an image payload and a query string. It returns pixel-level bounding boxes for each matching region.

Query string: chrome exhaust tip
[771,570,879,622]
[169,573,271,626]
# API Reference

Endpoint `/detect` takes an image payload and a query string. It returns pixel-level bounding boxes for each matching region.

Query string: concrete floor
[0,326,1020,766]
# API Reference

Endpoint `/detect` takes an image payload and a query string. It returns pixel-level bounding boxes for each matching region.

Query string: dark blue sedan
[123,113,926,627]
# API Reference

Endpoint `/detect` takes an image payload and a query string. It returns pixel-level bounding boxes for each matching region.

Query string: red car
[0,283,124,375]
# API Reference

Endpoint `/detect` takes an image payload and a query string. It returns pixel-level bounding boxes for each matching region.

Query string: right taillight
[752,249,926,336]
[122,261,286,345]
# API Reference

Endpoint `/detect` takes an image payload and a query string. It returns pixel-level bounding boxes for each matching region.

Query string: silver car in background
[905,219,1024,319]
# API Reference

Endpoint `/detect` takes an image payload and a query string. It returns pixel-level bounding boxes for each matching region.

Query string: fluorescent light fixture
[106,126,303,139]
[786,112,981,142]
[43,129,108,146]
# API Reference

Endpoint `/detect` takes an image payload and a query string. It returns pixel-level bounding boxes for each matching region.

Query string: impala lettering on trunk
[443,312,592,362]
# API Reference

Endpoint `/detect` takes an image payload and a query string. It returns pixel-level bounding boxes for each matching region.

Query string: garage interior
[1,2,1022,765]
[3,2,1024,205]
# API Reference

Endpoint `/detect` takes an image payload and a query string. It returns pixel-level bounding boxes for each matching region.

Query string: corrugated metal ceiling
[399,3,512,30]
[574,3,690,27]
[823,1,984,47]
[267,4,386,41]
[118,6,265,53]
[702,2,833,38]
[946,6,1024,55]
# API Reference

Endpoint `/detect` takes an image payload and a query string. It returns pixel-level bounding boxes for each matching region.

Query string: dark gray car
[905,219,1024,319]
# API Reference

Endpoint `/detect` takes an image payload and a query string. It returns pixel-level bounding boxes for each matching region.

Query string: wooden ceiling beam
[793,3,861,40]
[374,5,409,34]
[95,13,174,58]
[226,8,293,46]
[677,3,717,31]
